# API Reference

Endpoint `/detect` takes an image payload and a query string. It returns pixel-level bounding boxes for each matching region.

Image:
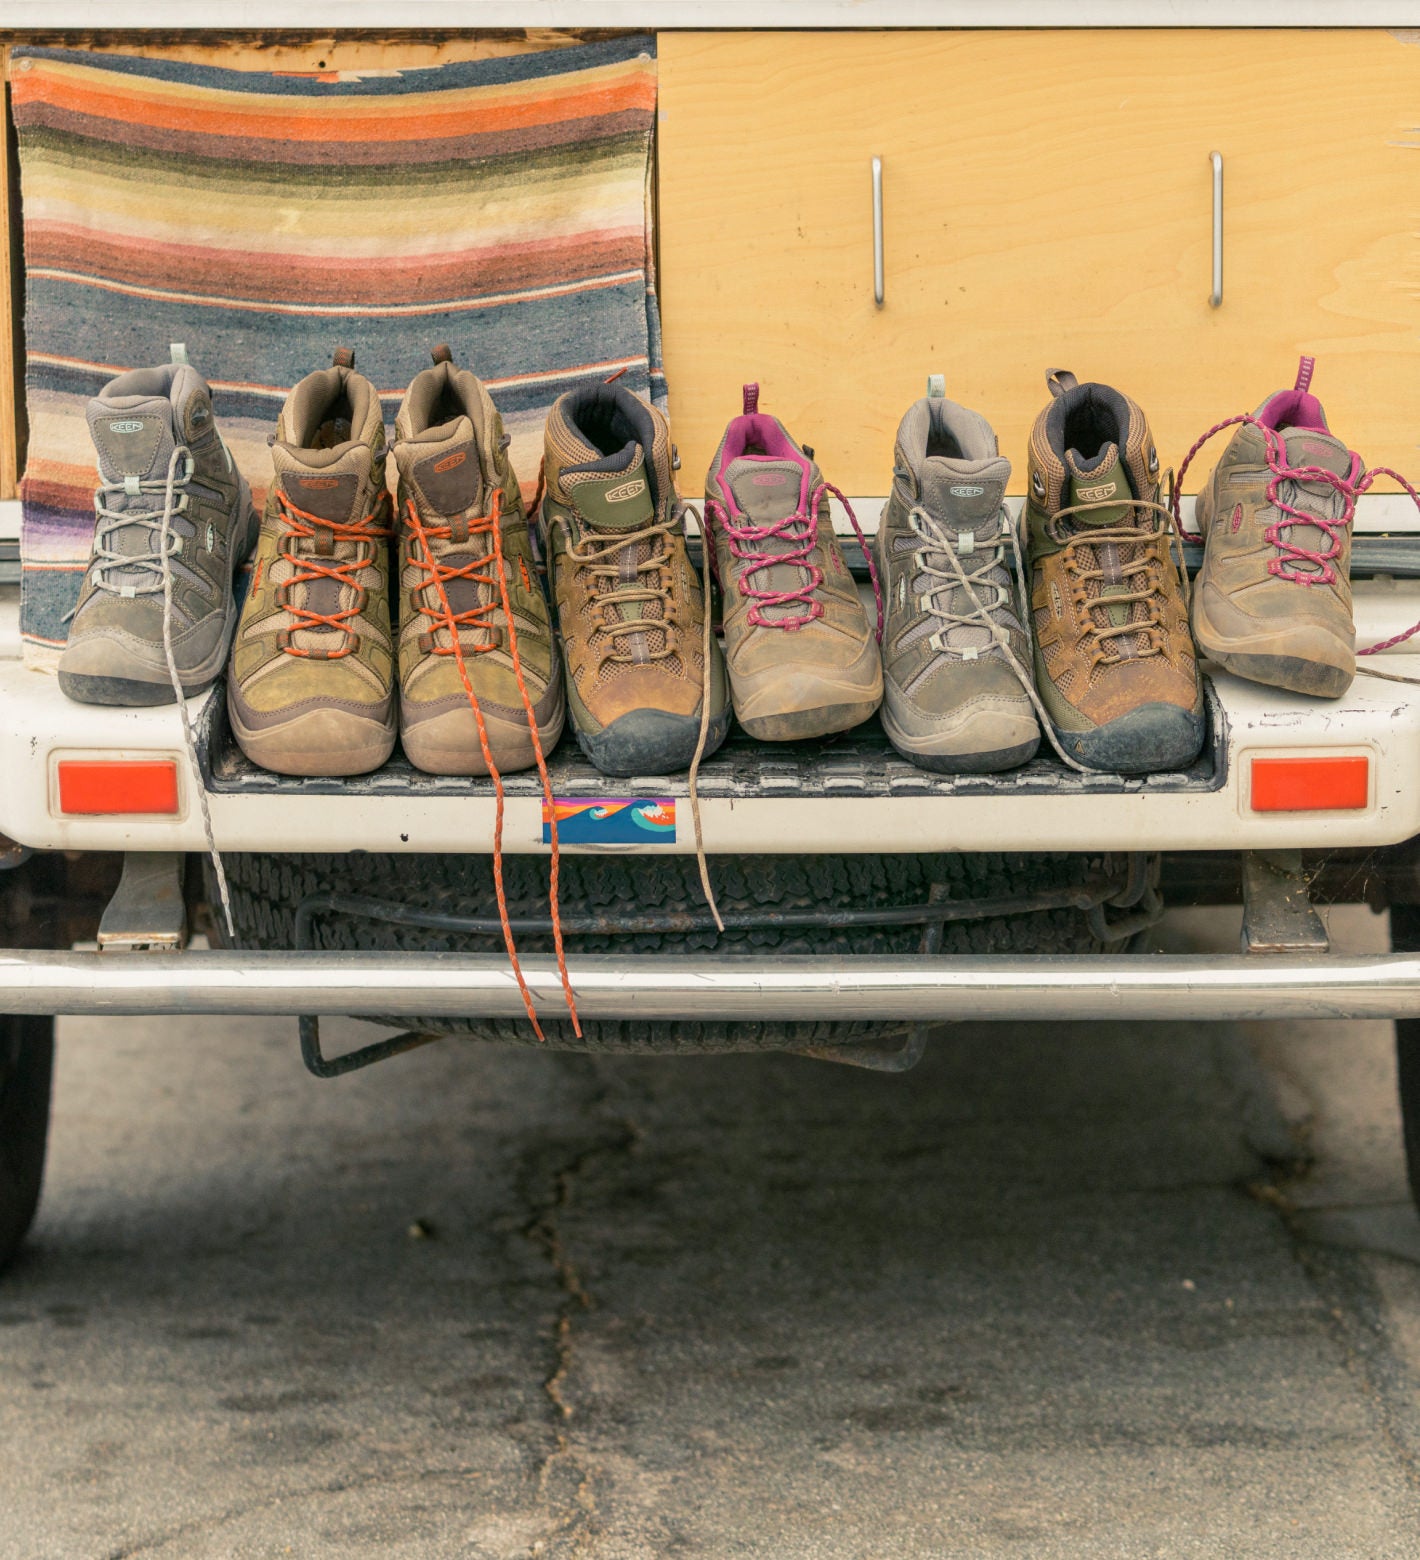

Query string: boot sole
[881,699,1041,775]
[738,698,881,743]
[402,703,566,777]
[58,482,260,708]
[1192,595,1354,698]
[1050,700,1206,775]
[229,702,398,778]
[574,705,731,778]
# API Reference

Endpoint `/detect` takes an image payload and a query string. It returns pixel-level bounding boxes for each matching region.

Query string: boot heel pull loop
[926,374,945,400]
[431,343,453,365]
[742,382,759,416]
[1294,355,1316,393]
[332,346,355,369]
[1046,368,1078,400]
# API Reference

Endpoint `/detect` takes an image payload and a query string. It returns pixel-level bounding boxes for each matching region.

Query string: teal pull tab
[169,342,189,366]
[926,374,945,399]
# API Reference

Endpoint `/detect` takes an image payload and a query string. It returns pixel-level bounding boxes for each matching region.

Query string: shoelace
[565,516,679,660]
[706,481,883,639]
[404,489,580,1041]
[1172,413,1420,655]
[906,506,1017,653]
[87,458,197,604]
[681,501,723,930]
[1044,496,1189,665]
[150,444,237,940]
[274,491,390,658]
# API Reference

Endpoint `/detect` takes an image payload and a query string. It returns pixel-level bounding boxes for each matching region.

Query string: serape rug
[11,35,662,662]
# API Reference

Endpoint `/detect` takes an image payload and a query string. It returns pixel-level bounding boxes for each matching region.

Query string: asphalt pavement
[3,905,1420,1558]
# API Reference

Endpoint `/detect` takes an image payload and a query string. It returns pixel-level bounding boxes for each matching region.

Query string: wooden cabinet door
[657,29,1420,495]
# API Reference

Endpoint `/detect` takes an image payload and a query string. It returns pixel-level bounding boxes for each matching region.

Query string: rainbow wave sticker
[542,798,676,845]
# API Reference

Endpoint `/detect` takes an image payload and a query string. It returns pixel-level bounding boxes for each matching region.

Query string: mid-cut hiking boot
[393,346,563,777]
[543,382,728,776]
[227,350,396,778]
[1191,356,1361,699]
[875,381,1038,773]
[59,345,257,706]
[1024,370,1204,774]
[704,384,881,742]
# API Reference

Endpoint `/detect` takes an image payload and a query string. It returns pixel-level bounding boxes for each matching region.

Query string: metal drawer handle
[1209,151,1223,308]
[871,155,884,308]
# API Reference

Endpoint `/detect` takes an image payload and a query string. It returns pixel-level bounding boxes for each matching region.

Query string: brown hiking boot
[1024,371,1203,774]
[392,347,562,777]
[704,385,881,741]
[542,382,728,776]
[227,351,396,777]
[1189,357,1361,699]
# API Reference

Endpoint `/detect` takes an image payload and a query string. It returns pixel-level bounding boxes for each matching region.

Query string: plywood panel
[657,29,1420,494]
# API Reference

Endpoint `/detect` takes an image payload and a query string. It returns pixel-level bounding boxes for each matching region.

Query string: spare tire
[210,850,1142,1055]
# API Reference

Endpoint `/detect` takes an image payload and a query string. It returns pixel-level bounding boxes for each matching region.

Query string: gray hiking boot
[59,346,256,706]
[874,382,1039,772]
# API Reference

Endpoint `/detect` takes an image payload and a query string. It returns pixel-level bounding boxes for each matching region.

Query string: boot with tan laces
[227,350,396,777]
[391,346,563,777]
[1024,370,1204,774]
[542,381,729,776]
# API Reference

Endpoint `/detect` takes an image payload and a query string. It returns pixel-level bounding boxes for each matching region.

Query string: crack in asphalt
[520,1067,643,1559]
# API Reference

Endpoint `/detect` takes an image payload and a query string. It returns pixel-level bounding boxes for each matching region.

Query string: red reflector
[57,760,179,816]
[1250,755,1369,812]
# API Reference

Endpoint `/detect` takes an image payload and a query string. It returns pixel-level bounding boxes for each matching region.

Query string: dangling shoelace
[705,480,883,640]
[273,490,390,658]
[1172,413,1420,656]
[403,488,580,1041]
[147,444,237,940]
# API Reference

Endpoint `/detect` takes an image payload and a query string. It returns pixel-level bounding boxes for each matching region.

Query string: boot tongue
[571,444,655,532]
[917,456,1009,530]
[1065,445,1134,527]
[88,395,177,484]
[274,441,370,527]
[406,415,485,517]
[1280,427,1353,480]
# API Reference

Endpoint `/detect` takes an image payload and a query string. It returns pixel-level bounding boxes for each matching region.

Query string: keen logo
[1077,481,1118,502]
[605,478,646,503]
[297,476,340,490]
[751,472,790,487]
[949,484,985,498]
[433,451,466,474]
[108,419,146,434]
[1049,581,1065,619]
[1230,503,1244,533]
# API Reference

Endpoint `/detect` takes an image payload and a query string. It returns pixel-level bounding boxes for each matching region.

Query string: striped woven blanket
[11,36,662,662]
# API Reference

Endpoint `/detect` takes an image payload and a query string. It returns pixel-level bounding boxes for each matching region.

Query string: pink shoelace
[1172,413,1420,656]
[706,481,883,639]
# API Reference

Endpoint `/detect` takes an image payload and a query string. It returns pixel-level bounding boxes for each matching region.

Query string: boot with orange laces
[391,347,564,775]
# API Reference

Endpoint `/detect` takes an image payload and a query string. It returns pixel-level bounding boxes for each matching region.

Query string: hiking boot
[875,381,1038,773]
[543,382,727,776]
[59,345,257,706]
[1190,357,1360,699]
[704,385,881,741]
[1024,370,1203,774]
[227,350,397,777]
[393,347,562,776]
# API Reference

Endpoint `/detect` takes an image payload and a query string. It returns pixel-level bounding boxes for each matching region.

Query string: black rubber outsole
[573,704,732,778]
[1049,701,1206,776]
[1207,649,1353,700]
[56,670,216,707]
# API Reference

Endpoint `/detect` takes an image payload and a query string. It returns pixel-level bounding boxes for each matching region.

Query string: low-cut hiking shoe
[393,346,563,777]
[1190,356,1360,699]
[59,345,256,706]
[875,380,1039,773]
[227,350,396,778]
[1024,370,1203,774]
[704,384,881,742]
[543,381,727,777]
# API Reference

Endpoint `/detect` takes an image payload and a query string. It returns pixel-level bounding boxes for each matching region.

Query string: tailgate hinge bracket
[1241,849,1329,955]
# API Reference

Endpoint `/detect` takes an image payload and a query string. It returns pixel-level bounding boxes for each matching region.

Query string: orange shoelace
[275,491,390,658]
[403,489,580,1041]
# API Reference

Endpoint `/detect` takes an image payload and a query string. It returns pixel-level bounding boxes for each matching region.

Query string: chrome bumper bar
[0,949,1416,1022]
